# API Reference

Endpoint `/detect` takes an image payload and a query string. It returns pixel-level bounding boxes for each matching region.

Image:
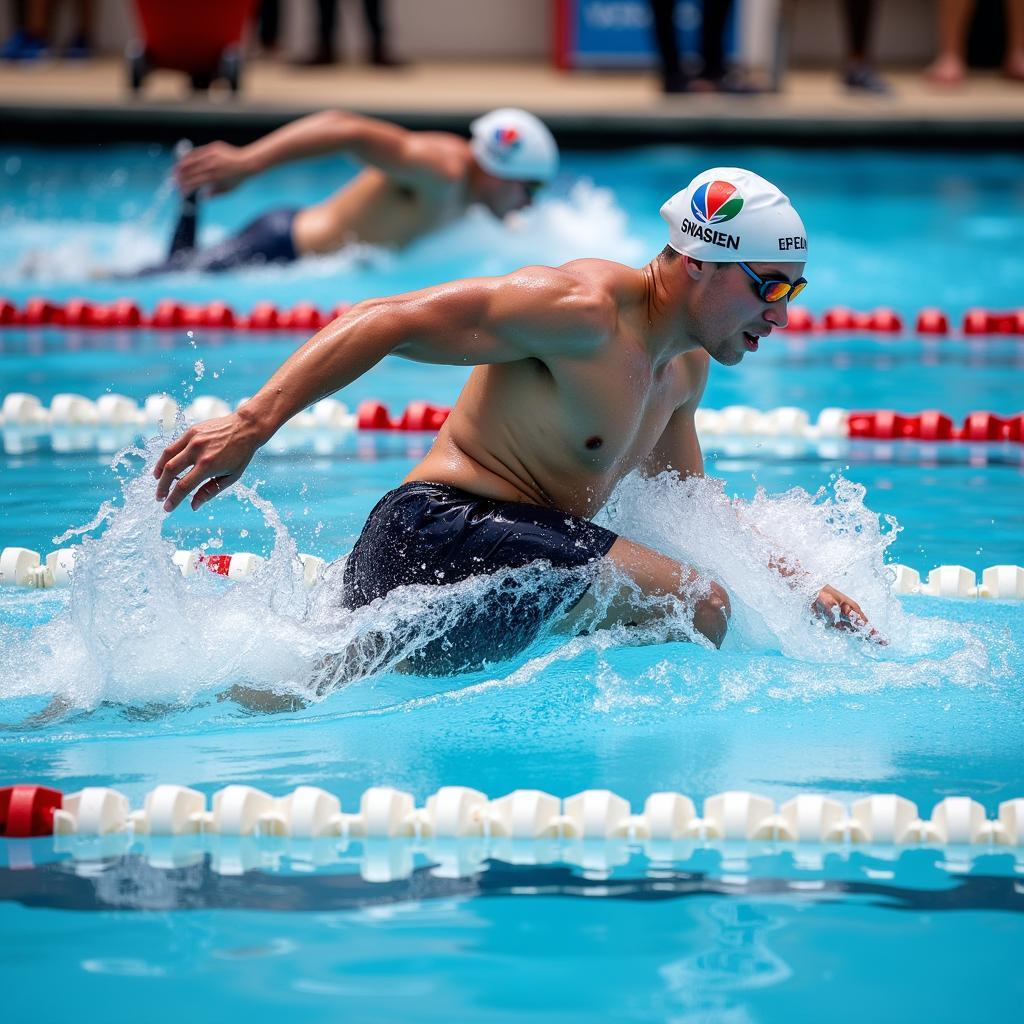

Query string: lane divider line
[1,544,1021,598]
[2,394,1023,443]
[1,298,1022,336]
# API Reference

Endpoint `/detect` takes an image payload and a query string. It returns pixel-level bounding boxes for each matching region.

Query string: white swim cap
[470,108,559,183]
[660,167,808,263]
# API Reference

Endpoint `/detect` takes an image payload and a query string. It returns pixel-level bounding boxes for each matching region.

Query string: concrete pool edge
[3,101,1023,149]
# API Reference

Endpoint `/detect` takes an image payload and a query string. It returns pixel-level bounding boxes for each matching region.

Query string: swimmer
[126,107,558,276]
[154,166,881,674]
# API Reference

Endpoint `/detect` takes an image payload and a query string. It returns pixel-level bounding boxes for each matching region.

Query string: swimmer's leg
[219,684,307,714]
[556,537,731,648]
[119,207,299,278]
[167,190,199,258]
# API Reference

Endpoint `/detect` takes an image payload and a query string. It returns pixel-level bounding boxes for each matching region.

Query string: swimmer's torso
[405,261,709,519]
[293,167,465,252]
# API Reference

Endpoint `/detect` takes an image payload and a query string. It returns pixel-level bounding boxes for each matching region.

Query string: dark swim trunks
[341,482,618,674]
[132,207,300,277]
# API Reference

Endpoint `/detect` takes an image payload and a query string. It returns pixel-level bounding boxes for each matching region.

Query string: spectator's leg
[649,0,687,92]
[317,0,337,61]
[700,0,733,82]
[925,0,974,85]
[295,0,336,65]
[258,0,280,52]
[842,0,889,92]
[2,0,49,58]
[1005,0,1024,79]
[64,0,93,58]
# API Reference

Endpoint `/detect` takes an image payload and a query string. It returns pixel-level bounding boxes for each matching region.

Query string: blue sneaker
[1,29,48,60]
[64,33,93,60]
[844,65,891,94]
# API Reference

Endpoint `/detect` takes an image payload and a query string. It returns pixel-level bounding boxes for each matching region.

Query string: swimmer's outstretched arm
[175,112,465,195]
[644,398,886,643]
[154,266,613,512]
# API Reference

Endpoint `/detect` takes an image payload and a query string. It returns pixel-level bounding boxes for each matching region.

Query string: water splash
[0,454,1010,723]
[0,179,644,287]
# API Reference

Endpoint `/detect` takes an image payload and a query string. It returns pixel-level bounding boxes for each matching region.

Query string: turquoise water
[1,145,1023,1022]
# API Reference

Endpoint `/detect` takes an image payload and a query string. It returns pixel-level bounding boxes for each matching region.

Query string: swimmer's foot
[220,684,307,714]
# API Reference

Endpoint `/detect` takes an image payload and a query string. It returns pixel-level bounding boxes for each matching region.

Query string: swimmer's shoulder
[497,262,621,354]
[402,132,475,189]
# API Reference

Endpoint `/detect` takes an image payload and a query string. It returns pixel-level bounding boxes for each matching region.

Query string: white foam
[0,451,1007,718]
[0,179,644,286]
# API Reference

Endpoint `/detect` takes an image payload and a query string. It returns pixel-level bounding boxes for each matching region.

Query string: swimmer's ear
[682,256,706,282]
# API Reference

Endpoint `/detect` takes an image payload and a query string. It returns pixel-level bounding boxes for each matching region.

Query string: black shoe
[369,48,405,68]
[292,46,336,67]
[661,70,692,93]
[844,64,891,94]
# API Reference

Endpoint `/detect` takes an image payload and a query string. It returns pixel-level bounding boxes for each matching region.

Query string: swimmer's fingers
[154,431,194,494]
[813,588,888,644]
[175,143,246,193]
[162,464,209,513]
[191,470,243,512]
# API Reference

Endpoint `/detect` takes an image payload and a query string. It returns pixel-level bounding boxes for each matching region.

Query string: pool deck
[1,56,1022,146]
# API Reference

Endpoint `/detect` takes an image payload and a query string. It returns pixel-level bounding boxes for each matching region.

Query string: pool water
[1,144,1023,1022]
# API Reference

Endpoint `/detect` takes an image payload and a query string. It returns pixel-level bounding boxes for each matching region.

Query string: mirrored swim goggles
[738,262,807,303]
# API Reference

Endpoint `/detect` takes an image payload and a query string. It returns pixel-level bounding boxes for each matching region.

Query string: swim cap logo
[486,126,521,163]
[690,181,744,225]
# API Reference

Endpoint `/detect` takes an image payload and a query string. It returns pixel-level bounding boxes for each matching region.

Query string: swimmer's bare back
[292,163,467,253]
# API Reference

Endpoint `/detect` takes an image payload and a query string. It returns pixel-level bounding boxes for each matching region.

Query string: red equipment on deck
[127,0,256,94]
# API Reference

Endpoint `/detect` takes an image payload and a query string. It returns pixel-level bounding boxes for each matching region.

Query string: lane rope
[1,298,1022,335]
[2,393,1023,444]
[2,783,1022,855]
[1,544,1021,598]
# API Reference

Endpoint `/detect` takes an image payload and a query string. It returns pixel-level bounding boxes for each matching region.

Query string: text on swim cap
[679,218,740,251]
[778,236,807,252]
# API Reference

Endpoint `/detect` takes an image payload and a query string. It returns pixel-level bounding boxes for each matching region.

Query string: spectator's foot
[63,33,93,60]
[1003,54,1024,82]
[292,46,336,67]
[369,48,406,67]
[660,70,693,93]
[925,54,966,86]
[844,64,891,94]
[708,71,762,95]
[1,29,48,60]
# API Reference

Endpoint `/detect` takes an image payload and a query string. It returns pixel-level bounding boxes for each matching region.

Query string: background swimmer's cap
[470,108,559,183]
[660,167,808,263]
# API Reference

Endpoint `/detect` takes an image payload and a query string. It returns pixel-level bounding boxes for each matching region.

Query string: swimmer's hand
[812,585,888,645]
[154,412,264,512]
[175,142,251,195]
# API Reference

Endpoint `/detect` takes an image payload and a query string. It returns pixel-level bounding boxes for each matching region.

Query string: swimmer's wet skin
[128,107,559,276]
[154,165,882,674]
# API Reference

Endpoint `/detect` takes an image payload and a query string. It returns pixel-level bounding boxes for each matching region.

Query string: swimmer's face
[689,259,806,366]
[474,173,542,217]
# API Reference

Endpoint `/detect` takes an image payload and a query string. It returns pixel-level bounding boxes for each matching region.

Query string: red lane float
[848,410,1024,442]
[915,309,949,334]
[0,298,1018,335]
[0,784,62,837]
[355,399,451,432]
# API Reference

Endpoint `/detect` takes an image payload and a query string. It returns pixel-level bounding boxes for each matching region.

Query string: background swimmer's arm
[154,270,611,511]
[175,112,463,194]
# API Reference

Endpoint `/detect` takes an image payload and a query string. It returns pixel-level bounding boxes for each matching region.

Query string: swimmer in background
[129,107,558,276]
[154,167,882,676]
